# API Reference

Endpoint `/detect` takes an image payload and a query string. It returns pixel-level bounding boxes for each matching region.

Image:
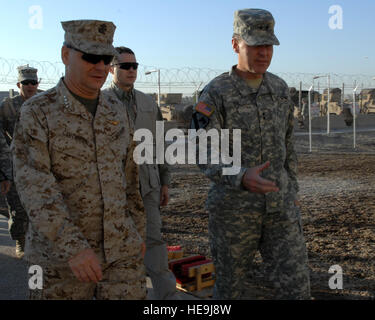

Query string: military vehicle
[319,88,342,116]
[289,88,321,128]
[288,87,354,127]
[289,88,320,106]
[289,88,320,114]
[359,88,375,114]
[158,93,193,132]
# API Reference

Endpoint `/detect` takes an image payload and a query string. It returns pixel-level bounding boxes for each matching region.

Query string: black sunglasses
[21,80,38,86]
[113,62,139,70]
[67,45,113,65]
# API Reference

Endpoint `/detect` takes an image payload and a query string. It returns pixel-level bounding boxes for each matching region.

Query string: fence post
[308,85,313,153]
[353,85,358,149]
[327,74,330,135]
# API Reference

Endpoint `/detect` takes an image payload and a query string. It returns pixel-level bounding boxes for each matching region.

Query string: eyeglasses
[113,62,139,70]
[67,45,114,65]
[21,80,38,86]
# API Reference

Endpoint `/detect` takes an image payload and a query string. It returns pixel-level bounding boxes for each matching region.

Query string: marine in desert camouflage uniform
[0,65,39,257]
[191,9,310,299]
[12,20,146,300]
[0,130,12,201]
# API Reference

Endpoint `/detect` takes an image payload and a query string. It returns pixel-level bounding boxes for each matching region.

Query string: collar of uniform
[259,72,277,101]
[110,81,134,102]
[56,78,90,120]
[11,94,25,105]
[229,65,262,97]
[98,90,120,117]
[14,95,26,103]
[57,78,117,120]
[229,67,277,102]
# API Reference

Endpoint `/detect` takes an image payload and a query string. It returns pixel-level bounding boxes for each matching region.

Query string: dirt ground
[161,131,375,300]
[1,129,373,300]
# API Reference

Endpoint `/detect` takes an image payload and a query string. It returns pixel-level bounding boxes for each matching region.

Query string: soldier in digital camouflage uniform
[300,97,308,128]
[104,47,178,299]
[191,9,310,299]
[0,130,12,202]
[12,19,146,300]
[0,65,39,257]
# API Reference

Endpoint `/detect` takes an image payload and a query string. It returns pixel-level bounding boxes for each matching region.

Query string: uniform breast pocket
[226,102,258,131]
[274,97,289,137]
[108,126,128,159]
[50,137,93,179]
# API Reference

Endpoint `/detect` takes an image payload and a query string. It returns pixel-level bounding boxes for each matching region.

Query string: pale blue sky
[0,0,374,80]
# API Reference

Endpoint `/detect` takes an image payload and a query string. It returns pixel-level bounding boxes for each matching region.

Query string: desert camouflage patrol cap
[234,9,280,46]
[17,65,38,82]
[61,19,117,56]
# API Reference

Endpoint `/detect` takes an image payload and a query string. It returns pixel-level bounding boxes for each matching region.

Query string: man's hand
[68,248,103,283]
[160,185,169,206]
[1,180,11,195]
[242,161,279,194]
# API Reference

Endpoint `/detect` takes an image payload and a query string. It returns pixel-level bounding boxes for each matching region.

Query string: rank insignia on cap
[195,102,214,117]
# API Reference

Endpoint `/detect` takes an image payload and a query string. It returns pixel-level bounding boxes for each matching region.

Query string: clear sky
[0,0,374,87]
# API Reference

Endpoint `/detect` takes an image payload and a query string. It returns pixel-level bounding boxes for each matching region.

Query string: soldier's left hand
[160,185,169,206]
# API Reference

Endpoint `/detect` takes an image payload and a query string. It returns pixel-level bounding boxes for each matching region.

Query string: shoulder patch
[195,102,214,117]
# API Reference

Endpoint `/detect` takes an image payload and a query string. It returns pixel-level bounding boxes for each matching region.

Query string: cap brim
[69,40,117,56]
[18,75,38,82]
[242,33,280,46]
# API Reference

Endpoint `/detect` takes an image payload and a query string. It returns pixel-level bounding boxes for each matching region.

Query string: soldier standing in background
[104,47,178,299]
[300,97,308,128]
[0,65,39,257]
[191,9,310,299]
[12,20,146,299]
[0,130,12,199]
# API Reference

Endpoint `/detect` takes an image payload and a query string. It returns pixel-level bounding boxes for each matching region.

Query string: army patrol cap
[61,19,117,56]
[17,65,38,82]
[233,9,280,46]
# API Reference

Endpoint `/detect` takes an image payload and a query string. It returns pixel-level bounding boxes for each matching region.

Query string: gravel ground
[161,131,375,300]
[0,129,373,300]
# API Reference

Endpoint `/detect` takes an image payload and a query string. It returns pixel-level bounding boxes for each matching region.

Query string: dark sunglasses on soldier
[66,45,114,65]
[21,80,38,86]
[113,62,139,70]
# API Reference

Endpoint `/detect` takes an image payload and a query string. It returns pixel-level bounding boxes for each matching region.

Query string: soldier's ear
[61,46,70,66]
[232,38,240,54]
[17,83,21,89]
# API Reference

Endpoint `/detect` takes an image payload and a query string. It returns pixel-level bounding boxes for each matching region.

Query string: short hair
[232,33,242,41]
[113,46,135,64]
